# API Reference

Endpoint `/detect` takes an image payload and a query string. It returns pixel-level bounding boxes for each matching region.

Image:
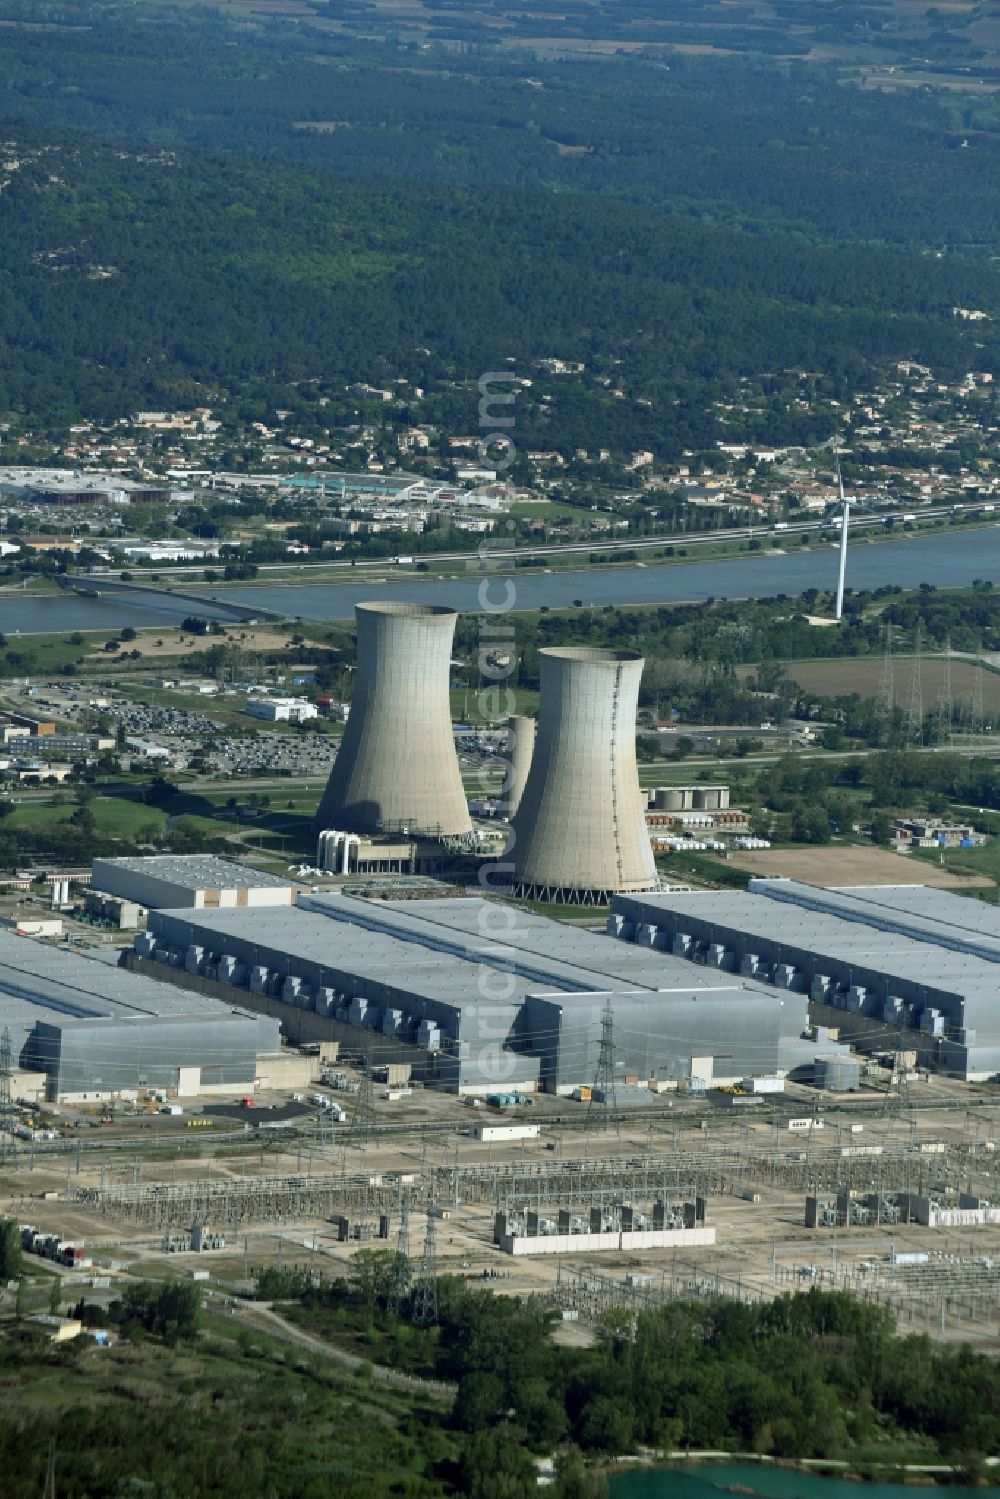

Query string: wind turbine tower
[834,450,850,622]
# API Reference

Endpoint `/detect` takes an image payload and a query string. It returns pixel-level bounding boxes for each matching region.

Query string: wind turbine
[834,449,850,621]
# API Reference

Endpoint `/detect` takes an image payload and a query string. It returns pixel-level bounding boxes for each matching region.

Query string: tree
[0,1218,22,1280]
[460,1426,537,1499]
[455,1371,507,1431]
[122,1280,201,1342]
[869,811,893,846]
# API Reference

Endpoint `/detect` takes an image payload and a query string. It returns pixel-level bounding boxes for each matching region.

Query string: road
[223,1299,455,1398]
[78,500,988,581]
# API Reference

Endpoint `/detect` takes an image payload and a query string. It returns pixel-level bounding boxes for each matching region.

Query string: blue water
[3,525,997,632]
[610,1463,999,1499]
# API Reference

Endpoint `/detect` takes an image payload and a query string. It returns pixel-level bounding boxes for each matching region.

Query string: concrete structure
[315,831,451,877]
[472,1123,540,1142]
[651,785,730,812]
[507,648,656,903]
[314,602,472,839]
[502,715,536,816]
[0,930,279,1100]
[82,890,142,930]
[133,892,836,1094]
[90,855,299,911]
[244,697,318,724]
[609,880,1000,1080]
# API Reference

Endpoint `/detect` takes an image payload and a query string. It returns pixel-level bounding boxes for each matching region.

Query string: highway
[78,500,991,581]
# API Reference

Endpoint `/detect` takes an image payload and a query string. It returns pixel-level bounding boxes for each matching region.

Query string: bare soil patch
[724,845,992,888]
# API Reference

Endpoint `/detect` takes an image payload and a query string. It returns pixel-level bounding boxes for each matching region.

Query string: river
[609,1462,999,1499]
[1,526,996,633]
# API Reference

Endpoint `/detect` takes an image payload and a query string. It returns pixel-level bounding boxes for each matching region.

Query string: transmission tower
[972,646,986,752]
[882,1037,912,1121]
[388,1189,412,1315]
[586,998,619,1134]
[934,635,953,749]
[877,623,895,746]
[347,1041,376,1147]
[410,1197,439,1327]
[0,1026,18,1168]
[906,623,924,747]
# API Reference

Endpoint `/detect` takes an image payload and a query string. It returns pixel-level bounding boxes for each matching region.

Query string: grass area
[911,839,1000,896]
[4,795,167,840]
[450,686,539,723]
[0,632,94,678]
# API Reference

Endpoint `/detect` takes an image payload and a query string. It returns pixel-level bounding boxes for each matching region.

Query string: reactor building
[314,601,472,840]
[506,647,656,903]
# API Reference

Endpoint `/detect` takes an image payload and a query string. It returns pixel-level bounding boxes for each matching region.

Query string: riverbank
[605,1457,1000,1496]
[0,524,995,632]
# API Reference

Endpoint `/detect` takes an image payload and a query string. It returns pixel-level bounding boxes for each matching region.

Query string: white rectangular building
[90,855,300,911]
[244,697,318,723]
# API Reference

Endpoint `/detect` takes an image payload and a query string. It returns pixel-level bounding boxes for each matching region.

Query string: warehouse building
[132,892,836,1094]
[608,880,1000,1080]
[90,855,301,911]
[0,931,279,1101]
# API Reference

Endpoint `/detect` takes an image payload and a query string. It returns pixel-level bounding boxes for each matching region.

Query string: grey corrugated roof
[97,855,293,890]
[166,893,797,1013]
[0,930,258,1027]
[616,889,1000,1019]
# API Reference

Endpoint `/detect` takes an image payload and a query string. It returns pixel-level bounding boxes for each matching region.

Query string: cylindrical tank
[314,602,472,837]
[814,1054,861,1092]
[694,787,723,811]
[654,787,684,811]
[502,715,536,816]
[507,647,657,899]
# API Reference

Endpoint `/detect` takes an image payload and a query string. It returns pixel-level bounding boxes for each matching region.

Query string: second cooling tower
[314,602,472,838]
[507,647,656,902]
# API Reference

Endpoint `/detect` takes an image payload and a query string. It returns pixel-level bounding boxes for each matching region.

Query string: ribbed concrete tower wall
[502,715,536,816]
[314,602,472,837]
[508,648,656,901]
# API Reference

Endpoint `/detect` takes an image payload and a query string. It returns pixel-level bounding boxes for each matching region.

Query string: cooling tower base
[506,879,658,906]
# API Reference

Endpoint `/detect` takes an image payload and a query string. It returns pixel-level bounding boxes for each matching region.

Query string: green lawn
[911,839,1000,895]
[5,796,168,839]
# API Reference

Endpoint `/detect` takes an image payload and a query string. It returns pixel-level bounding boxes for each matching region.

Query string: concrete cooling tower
[314,602,472,838]
[502,715,536,816]
[507,647,657,903]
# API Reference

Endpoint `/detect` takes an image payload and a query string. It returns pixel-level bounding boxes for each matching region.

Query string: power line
[586,997,619,1136]
[877,622,894,746]
[410,1196,438,1327]
[346,1040,376,1148]
[906,622,924,747]
[0,1026,18,1168]
[387,1189,412,1315]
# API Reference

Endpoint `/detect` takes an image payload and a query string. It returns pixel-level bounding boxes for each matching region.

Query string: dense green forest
[0,4,997,254]
[0,3,996,437]
[0,124,996,448]
[6,1278,997,1496]
[269,1265,1000,1470]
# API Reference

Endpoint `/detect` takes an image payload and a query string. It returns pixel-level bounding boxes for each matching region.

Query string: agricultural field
[780,656,1000,715]
[724,844,994,889]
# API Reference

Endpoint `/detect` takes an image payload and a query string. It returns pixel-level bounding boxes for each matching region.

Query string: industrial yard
[5,1078,1000,1348]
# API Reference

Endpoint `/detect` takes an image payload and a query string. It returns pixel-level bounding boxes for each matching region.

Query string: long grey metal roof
[97,855,293,890]
[0,930,259,1028]
[614,888,1000,1020]
[165,893,799,1012]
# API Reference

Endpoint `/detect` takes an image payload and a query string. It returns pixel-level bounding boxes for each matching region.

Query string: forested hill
[1,127,997,447]
[0,3,997,257]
